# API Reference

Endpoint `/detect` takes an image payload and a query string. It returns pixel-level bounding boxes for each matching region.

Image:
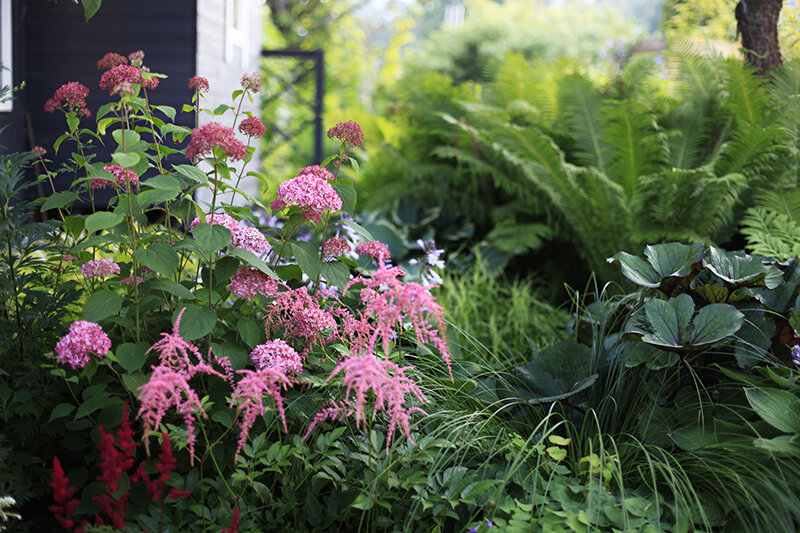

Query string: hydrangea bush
[37,51,452,530]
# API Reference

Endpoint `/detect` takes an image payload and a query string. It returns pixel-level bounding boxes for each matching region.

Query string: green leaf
[116,343,150,373]
[148,278,195,300]
[361,220,407,258]
[49,403,76,422]
[175,164,209,185]
[134,243,179,278]
[63,216,85,238]
[143,175,181,192]
[334,184,356,214]
[548,435,571,446]
[153,105,176,121]
[121,372,148,397]
[136,189,180,206]
[321,261,351,288]
[85,211,124,234]
[176,305,217,340]
[745,387,800,433]
[237,319,264,348]
[644,242,705,279]
[350,157,360,179]
[75,391,110,419]
[81,0,102,21]
[112,129,141,148]
[641,294,695,348]
[703,247,772,286]
[514,340,598,403]
[97,117,116,135]
[42,191,78,212]
[546,446,567,461]
[689,303,745,346]
[228,248,278,279]
[83,290,123,321]
[341,219,374,241]
[67,115,79,133]
[293,241,323,280]
[753,435,800,456]
[111,152,140,168]
[607,251,660,288]
[194,224,232,255]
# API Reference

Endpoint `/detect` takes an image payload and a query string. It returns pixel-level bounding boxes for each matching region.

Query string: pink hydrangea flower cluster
[327,120,364,147]
[322,236,351,258]
[187,75,210,94]
[96,52,128,70]
[44,82,91,117]
[101,164,139,189]
[128,50,145,67]
[55,321,112,369]
[305,354,427,451]
[230,368,290,459]
[80,258,121,280]
[266,286,337,353]
[229,267,278,300]
[270,166,343,222]
[240,72,262,93]
[120,274,144,286]
[238,116,266,138]
[99,64,157,96]
[343,263,452,378]
[250,340,303,374]
[189,213,271,254]
[185,122,248,161]
[356,240,391,262]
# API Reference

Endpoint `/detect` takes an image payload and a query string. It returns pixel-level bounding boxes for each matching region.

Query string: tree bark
[738,0,784,74]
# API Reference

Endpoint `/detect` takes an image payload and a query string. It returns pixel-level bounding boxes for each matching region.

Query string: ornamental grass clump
[36,52,452,530]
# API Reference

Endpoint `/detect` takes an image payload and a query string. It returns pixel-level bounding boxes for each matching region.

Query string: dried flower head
[128,50,145,67]
[238,116,266,138]
[240,72,262,93]
[270,168,342,222]
[80,257,121,280]
[31,146,47,157]
[327,120,364,147]
[97,52,129,70]
[229,267,278,300]
[185,122,248,161]
[250,340,303,374]
[187,75,210,94]
[55,321,112,369]
[44,82,91,117]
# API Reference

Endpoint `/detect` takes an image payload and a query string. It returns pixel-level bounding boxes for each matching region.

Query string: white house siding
[195,0,264,208]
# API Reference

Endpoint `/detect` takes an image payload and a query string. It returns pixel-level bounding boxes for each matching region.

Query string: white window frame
[225,0,250,68]
[0,0,13,112]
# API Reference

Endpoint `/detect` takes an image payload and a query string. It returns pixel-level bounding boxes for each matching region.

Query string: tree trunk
[738,0,783,74]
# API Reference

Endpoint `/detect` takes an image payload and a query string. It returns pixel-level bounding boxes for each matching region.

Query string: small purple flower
[792,345,800,366]
[467,519,493,533]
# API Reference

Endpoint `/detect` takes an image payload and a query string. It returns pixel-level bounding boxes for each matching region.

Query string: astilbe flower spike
[185,122,248,161]
[230,368,291,459]
[270,166,342,222]
[137,365,207,461]
[221,507,240,533]
[50,457,81,530]
[265,286,337,354]
[55,320,112,369]
[94,427,129,530]
[131,432,191,501]
[343,262,453,379]
[308,354,427,451]
[327,120,364,147]
[147,308,229,378]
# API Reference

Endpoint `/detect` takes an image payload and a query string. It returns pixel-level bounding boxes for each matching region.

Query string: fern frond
[721,58,770,126]
[750,188,800,221]
[715,125,785,180]
[603,99,661,197]
[556,72,611,172]
[741,207,800,259]
[660,100,713,168]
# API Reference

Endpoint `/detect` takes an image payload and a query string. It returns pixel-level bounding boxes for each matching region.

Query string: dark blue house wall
[10,0,198,197]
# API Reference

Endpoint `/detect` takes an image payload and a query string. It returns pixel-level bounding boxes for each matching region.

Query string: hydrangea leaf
[85,211,124,234]
[745,387,800,433]
[83,290,123,322]
[134,243,179,278]
[194,223,231,255]
[175,305,217,340]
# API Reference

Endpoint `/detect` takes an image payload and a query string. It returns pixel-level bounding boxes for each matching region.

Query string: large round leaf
[135,242,179,278]
[175,305,217,340]
[514,340,598,403]
[83,290,123,322]
[703,246,783,288]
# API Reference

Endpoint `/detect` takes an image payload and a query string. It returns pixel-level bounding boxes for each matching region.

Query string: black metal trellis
[261,49,324,165]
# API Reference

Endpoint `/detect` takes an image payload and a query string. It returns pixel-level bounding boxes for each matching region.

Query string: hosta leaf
[745,387,800,433]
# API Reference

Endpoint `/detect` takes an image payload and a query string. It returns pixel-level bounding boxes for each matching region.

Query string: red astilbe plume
[93,427,129,530]
[307,354,427,451]
[221,507,240,533]
[50,457,81,530]
[230,368,291,459]
[137,365,207,462]
[131,432,191,501]
[342,263,453,379]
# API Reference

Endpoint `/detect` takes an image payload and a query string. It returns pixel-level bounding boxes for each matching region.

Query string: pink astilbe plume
[308,354,427,451]
[265,286,337,354]
[137,365,207,461]
[343,264,453,379]
[302,400,353,441]
[230,368,291,459]
[147,308,227,378]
